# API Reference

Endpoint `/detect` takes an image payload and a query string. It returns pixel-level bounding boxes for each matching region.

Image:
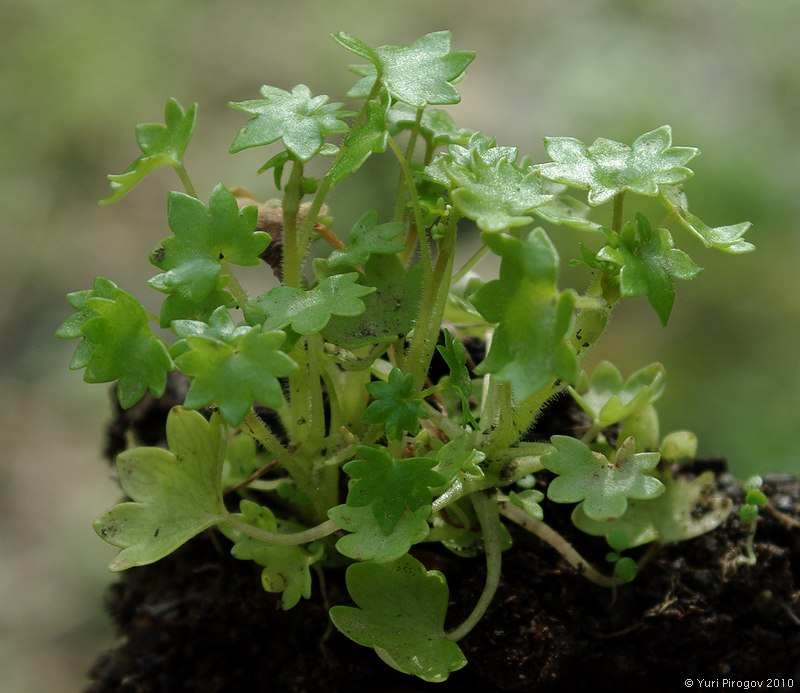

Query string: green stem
[612,191,625,232]
[282,160,304,288]
[451,242,489,286]
[242,409,299,478]
[447,492,503,641]
[404,224,456,390]
[222,515,339,546]
[497,498,617,588]
[392,107,424,223]
[387,134,432,274]
[175,164,197,198]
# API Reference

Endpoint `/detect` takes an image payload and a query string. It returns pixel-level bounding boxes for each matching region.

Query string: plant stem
[451,242,489,286]
[404,214,457,390]
[175,163,197,198]
[282,160,304,288]
[447,492,503,641]
[222,515,339,546]
[497,498,617,588]
[612,191,625,232]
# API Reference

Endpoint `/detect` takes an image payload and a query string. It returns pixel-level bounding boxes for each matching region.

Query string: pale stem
[446,492,503,641]
[222,516,339,546]
[497,498,617,588]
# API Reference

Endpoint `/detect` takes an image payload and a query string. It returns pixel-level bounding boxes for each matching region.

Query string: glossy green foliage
[101,97,197,203]
[329,555,467,682]
[597,214,702,324]
[544,436,664,520]
[175,328,297,425]
[66,30,755,684]
[538,125,698,205]
[335,30,475,107]
[229,84,353,161]
[245,273,374,335]
[93,408,227,570]
[325,210,404,269]
[362,368,428,439]
[569,361,665,429]
[435,134,552,233]
[221,500,324,610]
[149,184,270,303]
[57,277,172,408]
[471,229,578,400]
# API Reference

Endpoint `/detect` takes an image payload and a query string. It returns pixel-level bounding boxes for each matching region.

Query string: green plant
[59,31,752,682]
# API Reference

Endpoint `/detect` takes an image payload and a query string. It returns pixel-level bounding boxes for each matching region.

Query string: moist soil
[87,388,800,692]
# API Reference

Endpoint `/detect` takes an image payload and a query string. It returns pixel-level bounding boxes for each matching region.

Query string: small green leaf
[245,272,375,335]
[660,186,754,253]
[543,435,664,520]
[321,254,423,348]
[362,368,428,440]
[597,214,702,324]
[388,103,473,147]
[325,210,405,269]
[341,445,444,533]
[175,328,297,425]
[572,470,733,546]
[93,407,227,570]
[229,84,353,161]
[328,92,390,187]
[614,557,637,582]
[148,184,269,302]
[436,330,478,427]
[539,125,699,205]
[430,133,551,233]
[330,554,466,682]
[328,503,432,562]
[745,488,767,507]
[569,360,666,429]
[509,489,545,521]
[57,276,173,408]
[101,98,197,204]
[221,500,323,610]
[336,30,475,108]
[739,505,759,524]
[471,229,578,401]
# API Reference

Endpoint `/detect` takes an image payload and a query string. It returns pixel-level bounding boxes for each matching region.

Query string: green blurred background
[1,0,798,690]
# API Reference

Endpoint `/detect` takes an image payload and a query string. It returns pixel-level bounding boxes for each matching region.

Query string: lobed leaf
[341,445,444,534]
[471,229,579,401]
[149,184,270,303]
[335,30,475,108]
[175,328,297,425]
[660,186,754,253]
[569,360,666,429]
[538,125,699,205]
[93,408,227,570]
[325,210,405,269]
[229,84,353,161]
[245,272,375,335]
[101,98,197,204]
[330,554,466,682]
[221,500,323,610]
[57,276,172,408]
[543,435,664,520]
[597,214,702,324]
[572,470,732,547]
[362,368,428,440]
[328,92,390,187]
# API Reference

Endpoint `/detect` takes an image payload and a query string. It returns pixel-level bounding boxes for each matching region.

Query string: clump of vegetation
[59,31,753,682]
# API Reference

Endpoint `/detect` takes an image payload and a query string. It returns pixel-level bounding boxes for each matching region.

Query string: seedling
[59,31,751,682]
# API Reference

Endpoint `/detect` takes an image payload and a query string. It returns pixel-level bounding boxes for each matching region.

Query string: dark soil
[87,389,800,692]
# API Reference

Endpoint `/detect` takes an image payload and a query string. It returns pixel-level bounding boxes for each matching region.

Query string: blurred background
[1,0,798,690]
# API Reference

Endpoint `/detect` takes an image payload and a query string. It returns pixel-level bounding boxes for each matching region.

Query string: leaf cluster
[60,30,752,683]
